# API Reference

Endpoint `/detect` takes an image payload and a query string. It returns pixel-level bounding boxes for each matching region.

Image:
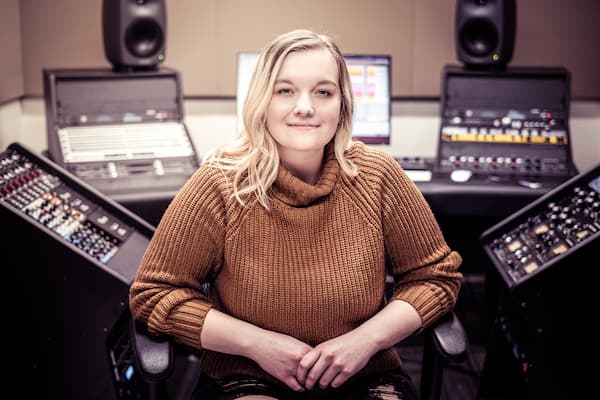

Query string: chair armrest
[129,317,174,382]
[429,311,468,362]
[128,308,468,400]
[420,311,469,400]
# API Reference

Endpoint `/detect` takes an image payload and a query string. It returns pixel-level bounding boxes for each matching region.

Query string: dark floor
[398,339,485,400]
[396,276,491,400]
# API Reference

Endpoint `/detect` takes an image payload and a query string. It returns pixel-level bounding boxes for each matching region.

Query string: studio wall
[0,0,24,103]
[2,0,599,103]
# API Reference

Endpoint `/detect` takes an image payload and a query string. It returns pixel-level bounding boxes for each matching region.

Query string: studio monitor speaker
[103,0,166,70]
[455,0,516,68]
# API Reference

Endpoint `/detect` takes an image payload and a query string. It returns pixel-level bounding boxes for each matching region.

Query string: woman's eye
[316,89,331,96]
[276,87,293,94]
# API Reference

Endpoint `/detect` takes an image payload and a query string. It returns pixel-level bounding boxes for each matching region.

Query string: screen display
[236,52,392,144]
[236,52,261,133]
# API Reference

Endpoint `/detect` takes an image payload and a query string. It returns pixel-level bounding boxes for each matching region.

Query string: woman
[129,28,463,400]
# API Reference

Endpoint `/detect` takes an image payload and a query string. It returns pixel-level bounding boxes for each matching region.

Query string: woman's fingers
[296,349,320,385]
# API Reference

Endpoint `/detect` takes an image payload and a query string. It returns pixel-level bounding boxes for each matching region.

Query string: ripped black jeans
[192,367,419,400]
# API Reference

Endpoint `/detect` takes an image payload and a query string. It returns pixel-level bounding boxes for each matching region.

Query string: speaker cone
[125,18,164,58]
[459,18,499,57]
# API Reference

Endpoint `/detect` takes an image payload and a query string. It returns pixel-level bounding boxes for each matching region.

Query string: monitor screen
[236,52,392,144]
[236,52,261,133]
[345,54,392,144]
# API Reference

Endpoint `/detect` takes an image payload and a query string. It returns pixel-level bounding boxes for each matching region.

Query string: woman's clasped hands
[251,328,374,392]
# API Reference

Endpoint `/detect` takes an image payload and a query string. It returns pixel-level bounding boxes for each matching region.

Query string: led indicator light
[124,365,135,381]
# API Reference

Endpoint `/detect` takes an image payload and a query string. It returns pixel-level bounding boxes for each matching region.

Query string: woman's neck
[279,149,325,185]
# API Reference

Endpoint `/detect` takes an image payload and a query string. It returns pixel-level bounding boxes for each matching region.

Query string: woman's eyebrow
[274,79,338,87]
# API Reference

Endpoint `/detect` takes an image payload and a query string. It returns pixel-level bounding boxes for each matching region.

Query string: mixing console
[438,107,570,176]
[1,145,137,264]
[437,66,575,179]
[478,163,599,400]
[481,163,599,289]
[2,142,155,399]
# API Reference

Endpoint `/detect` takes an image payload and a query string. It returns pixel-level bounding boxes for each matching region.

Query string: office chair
[129,309,468,400]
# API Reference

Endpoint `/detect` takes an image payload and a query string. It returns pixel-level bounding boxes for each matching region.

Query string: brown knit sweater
[129,141,462,393]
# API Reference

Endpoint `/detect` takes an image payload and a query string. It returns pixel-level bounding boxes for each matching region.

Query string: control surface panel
[481,164,599,288]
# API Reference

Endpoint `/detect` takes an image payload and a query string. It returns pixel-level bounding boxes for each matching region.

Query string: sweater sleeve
[379,154,463,331]
[129,164,227,349]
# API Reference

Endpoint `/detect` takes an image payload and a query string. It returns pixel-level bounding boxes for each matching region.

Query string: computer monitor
[236,52,261,133]
[344,54,392,144]
[236,52,392,144]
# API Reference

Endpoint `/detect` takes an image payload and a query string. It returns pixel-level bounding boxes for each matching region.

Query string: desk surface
[417,176,560,217]
[402,161,567,217]
[395,156,572,217]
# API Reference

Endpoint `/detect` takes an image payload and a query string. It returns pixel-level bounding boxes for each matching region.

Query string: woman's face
[266,47,341,160]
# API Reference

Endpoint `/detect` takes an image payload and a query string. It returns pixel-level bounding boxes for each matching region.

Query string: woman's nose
[293,94,314,116]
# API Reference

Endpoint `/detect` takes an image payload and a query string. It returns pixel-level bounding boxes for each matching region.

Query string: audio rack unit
[1,142,155,399]
[436,66,576,181]
[43,67,199,225]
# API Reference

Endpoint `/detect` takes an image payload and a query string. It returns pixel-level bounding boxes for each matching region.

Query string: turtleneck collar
[272,143,339,207]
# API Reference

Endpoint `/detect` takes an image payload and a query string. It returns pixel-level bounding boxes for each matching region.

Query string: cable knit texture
[129,141,462,394]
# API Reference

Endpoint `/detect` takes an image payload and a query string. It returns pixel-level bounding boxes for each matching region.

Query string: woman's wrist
[237,324,268,359]
[201,308,264,357]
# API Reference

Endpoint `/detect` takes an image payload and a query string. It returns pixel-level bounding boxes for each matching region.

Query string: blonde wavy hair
[203,29,357,210]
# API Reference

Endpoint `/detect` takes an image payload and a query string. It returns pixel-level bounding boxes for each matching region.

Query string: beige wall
[0,0,24,103]
[3,0,600,100]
